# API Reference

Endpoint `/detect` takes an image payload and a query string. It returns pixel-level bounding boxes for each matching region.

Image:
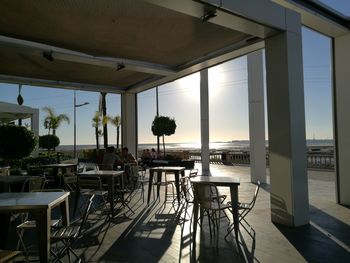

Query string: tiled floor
[9,164,350,262]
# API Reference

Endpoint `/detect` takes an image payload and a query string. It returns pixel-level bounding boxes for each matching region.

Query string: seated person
[120,147,137,186]
[151,148,157,160]
[121,147,137,164]
[101,146,121,170]
[141,149,151,162]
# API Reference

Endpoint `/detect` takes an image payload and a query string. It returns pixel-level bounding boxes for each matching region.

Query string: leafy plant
[92,111,103,150]
[39,134,60,152]
[107,115,121,149]
[151,116,176,156]
[43,106,70,135]
[0,125,37,165]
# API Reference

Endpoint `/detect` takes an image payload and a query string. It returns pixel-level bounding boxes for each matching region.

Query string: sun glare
[177,73,200,103]
[209,64,229,99]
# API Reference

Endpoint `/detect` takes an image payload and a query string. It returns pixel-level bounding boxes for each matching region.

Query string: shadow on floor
[99,200,184,262]
[275,204,350,263]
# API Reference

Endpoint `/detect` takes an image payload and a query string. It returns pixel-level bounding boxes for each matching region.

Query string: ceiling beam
[0,74,124,94]
[0,35,176,76]
[273,0,349,37]
[128,40,265,94]
[145,0,283,38]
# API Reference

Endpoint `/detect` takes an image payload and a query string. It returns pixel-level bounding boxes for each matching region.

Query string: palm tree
[107,115,121,149]
[42,106,70,135]
[92,111,102,149]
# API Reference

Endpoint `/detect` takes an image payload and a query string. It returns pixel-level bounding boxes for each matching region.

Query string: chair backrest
[82,163,99,172]
[192,182,221,210]
[79,175,103,190]
[181,176,194,203]
[164,171,175,183]
[249,181,261,208]
[22,177,44,192]
[129,165,139,178]
[0,167,10,176]
[189,169,198,178]
[77,194,95,237]
[63,174,78,191]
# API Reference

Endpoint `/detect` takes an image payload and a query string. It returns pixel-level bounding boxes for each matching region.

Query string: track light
[43,51,54,62]
[116,63,125,71]
[201,9,217,23]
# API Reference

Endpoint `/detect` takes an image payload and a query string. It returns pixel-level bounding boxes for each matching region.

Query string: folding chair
[63,174,78,192]
[138,165,156,203]
[21,177,44,192]
[114,170,135,215]
[78,175,108,214]
[193,182,231,251]
[225,181,261,239]
[16,189,64,260]
[152,171,176,204]
[50,195,95,263]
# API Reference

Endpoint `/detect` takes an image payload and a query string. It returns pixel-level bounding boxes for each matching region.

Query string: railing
[189,151,335,170]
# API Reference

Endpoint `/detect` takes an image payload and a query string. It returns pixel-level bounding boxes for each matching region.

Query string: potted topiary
[39,134,60,153]
[0,124,37,173]
[151,116,177,157]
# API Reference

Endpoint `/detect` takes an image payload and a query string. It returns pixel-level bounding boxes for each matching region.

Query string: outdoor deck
[9,164,350,262]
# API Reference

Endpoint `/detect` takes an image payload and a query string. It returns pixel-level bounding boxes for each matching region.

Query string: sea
[56,139,334,152]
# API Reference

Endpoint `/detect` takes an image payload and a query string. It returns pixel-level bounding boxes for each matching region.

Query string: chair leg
[16,228,29,262]
[216,210,221,253]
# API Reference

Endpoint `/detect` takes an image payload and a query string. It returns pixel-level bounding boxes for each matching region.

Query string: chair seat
[81,189,108,196]
[17,219,61,229]
[238,202,251,209]
[51,225,80,240]
[227,201,251,210]
[201,202,231,211]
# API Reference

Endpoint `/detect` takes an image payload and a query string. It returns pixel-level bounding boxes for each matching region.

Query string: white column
[200,69,210,175]
[247,50,267,184]
[121,93,138,157]
[265,10,309,226]
[333,32,350,205]
[31,108,39,157]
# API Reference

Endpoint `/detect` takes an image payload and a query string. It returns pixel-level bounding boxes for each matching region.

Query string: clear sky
[0,26,334,145]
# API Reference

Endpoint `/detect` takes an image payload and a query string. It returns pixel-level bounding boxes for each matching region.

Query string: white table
[191,176,240,248]
[78,170,124,217]
[0,191,70,263]
[148,166,186,204]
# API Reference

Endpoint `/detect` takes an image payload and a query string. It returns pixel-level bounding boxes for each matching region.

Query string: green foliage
[43,106,70,135]
[151,116,177,137]
[152,116,177,155]
[0,125,37,162]
[39,134,60,151]
[107,115,121,149]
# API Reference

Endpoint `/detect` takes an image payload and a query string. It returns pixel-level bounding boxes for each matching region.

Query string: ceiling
[0,0,280,93]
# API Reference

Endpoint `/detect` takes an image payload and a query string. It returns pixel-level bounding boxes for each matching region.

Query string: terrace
[1,0,350,262]
[4,164,349,262]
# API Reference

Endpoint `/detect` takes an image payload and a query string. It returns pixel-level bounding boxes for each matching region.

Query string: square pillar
[333,32,350,205]
[247,50,267,184]
[265,10,309,226]
[121,93,138,157]
[31,108,39,157]
[200,69,210,175]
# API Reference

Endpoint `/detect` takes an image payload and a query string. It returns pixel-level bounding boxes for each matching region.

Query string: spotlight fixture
[43,51,54,62]
[201,8,217,23]
[116,63,125,71]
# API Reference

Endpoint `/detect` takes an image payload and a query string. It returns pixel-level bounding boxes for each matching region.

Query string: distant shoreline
[56,139,334,152]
